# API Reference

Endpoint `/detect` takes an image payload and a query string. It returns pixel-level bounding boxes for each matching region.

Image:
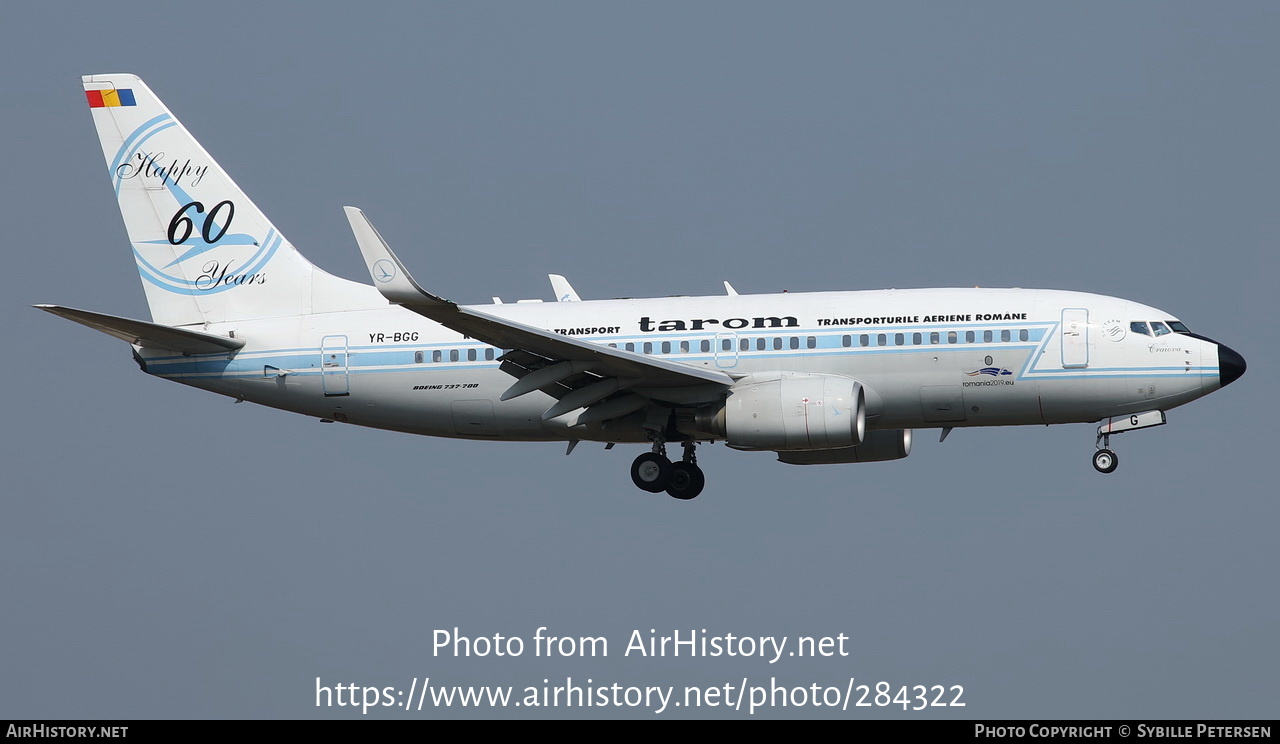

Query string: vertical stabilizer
[82,73,374,326]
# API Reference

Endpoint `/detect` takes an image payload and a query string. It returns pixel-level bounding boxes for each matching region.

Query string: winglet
[344,206,450,307]
[549,274,581,302]
[723,281,738,296]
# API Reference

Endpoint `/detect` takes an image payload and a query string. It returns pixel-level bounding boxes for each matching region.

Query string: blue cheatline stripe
[137,323,1052,362]
[153,364,1219,382]
[141,341,1216,379]
[138,320,1214,382]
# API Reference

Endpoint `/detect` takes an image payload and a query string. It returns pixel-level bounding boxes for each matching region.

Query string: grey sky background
[2,2,1275,719]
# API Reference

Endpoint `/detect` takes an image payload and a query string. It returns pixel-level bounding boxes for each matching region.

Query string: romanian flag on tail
[86,88,136,108]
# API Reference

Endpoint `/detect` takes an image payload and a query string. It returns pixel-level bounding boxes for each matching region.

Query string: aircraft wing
[344,208,735,420]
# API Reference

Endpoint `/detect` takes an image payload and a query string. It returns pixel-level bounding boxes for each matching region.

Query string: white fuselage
[138,287,1222,443]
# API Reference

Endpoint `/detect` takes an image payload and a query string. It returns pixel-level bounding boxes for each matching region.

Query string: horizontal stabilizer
[35,305,245,354]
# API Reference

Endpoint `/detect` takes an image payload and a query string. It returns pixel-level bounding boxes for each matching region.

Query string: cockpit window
[1151,321,1172,336]
[1130,321,1151,336]
[1167,320,1190,334]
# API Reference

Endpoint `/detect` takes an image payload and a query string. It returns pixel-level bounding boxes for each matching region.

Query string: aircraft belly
[1037,376,1137,424]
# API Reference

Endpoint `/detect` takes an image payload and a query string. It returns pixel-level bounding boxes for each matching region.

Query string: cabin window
[912,332,922,345]
[414,351,424,364]
[681,340,691,353]
[807,336,816,349]
[608,343,617,348]
[625,342,635,352]
[789,337,799,350]
[859,334,870,347]
[894,333,905,346]
[842,335,851,348]
[485,348,495,361]
[984,330,993,343]
[1019,329,1029,342]
[930,332,940,345]
[643,342,653,354]
[947,331,958,344]
[449,349,459,362]
[467,349,476,361]
[772,337,783,351]
[720,338,731,351]
[701,340,710,353]
[877,334,887,347]
[661,341,671,354]
[757,338,767,351]
[1001,329,1011,342]
[740,338,750,352]
[432,350,442,363]
[965,331,975,343]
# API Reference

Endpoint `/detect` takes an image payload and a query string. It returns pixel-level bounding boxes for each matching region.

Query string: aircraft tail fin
[81,73,376,327]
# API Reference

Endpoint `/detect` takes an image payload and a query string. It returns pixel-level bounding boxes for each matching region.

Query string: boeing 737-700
[40,74,1247,499]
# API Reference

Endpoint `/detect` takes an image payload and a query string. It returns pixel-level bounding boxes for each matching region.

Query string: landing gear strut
[666,442,705,500]
[1093,432,1119,474]
[1090,410,1166,474]
[629,438,706,499]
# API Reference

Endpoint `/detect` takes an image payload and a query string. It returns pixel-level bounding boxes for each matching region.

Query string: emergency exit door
[321,335,350,396]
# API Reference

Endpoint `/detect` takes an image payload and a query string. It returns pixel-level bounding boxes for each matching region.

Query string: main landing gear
[630,440,705,500]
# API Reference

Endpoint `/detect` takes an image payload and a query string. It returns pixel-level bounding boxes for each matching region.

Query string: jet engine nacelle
[697,372,866,451]
[775,429,912,464]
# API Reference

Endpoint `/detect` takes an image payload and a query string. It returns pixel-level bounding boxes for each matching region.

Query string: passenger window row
[840,328,1032,348]
[414,348,497,364]
[409,328,1041,363]
[611,336,820,355]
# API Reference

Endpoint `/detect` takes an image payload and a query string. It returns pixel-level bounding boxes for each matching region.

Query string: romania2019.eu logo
[966,367,1012,377]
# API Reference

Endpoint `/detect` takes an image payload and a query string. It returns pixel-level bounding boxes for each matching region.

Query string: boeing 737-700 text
[40,74,1246,499]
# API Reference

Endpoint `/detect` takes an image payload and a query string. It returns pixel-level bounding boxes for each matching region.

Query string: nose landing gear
[1091,410,1167,474]
[629,438,706,499]
[1092,444,1119,474]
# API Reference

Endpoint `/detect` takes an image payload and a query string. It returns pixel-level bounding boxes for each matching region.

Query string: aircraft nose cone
[1218,343,1246,388]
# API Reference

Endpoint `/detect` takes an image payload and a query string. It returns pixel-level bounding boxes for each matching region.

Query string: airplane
[41,74,1246,500]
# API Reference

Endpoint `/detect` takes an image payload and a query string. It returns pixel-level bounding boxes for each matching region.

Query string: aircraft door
[714,332,739,368]
[321,335,350,396]
[1061,309,1089,368]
